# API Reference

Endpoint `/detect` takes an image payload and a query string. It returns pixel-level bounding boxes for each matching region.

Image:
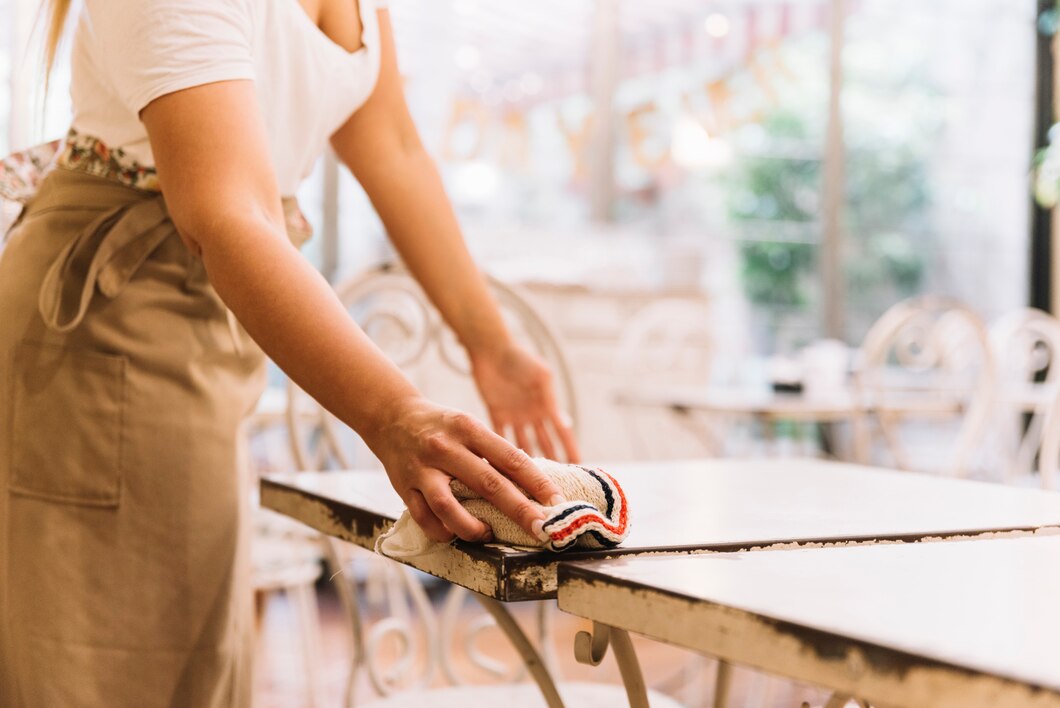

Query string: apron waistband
[5,137,315,348]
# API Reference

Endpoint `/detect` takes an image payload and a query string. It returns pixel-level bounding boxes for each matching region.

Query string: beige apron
[0,141,310,707]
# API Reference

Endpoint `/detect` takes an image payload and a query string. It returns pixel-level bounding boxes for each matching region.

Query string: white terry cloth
[376,458,631,559]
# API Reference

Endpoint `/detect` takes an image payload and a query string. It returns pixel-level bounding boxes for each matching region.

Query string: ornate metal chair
[1038,386,1060,490]
[284,262,586,705]
[988,308,1060,484]
[612,298,717,459]
[853,295,996,478]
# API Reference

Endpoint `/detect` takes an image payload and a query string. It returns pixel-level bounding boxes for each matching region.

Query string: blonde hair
[41,0,73,79]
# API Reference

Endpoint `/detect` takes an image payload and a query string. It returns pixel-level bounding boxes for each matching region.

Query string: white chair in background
[988,308,1060,485]
[246,394,329,706]
[853,295,996,478]
[613,298,717,459]
[283,263,677,707]
[1037,385,1060,490]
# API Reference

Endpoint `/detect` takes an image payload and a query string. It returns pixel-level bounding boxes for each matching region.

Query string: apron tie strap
[38,195,172,333]
[35,184,312,339]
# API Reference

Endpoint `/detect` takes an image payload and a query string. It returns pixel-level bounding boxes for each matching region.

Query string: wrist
[465,331,517,366]
[358,389,424,455]
[454,308,515,362]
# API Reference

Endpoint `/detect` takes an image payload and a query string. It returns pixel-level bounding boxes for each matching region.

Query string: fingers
[445,444,553,540]
[513,424,534,458]
[496,413,580,464]
[533,420,557,460]
[550,409,581,463]
[467,422,564,508]
[405,489,455,544]
[419,475,493,543]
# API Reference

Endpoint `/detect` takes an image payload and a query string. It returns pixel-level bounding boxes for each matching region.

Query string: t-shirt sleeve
[86,0,256,115]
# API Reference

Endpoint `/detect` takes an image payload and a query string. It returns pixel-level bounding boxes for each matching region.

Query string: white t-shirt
[70,0,385,196]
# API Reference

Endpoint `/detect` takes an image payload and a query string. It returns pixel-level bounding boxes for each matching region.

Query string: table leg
[713,660,733,708]
[474,595,566,708]
[574,621,650,708]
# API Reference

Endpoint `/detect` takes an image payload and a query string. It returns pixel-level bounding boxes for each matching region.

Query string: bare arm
[141,80,562,542]
[332,10,579,461]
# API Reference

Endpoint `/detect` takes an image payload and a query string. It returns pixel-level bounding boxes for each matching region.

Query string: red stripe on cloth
[549,468,630,543]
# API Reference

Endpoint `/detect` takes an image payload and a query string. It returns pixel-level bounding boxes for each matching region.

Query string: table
[615,384,969,463]
[262,458,1060,707]
[616,383,974,418]
[558,533,1060,708]
[617,381,1059,470]
[261,457,1060,601]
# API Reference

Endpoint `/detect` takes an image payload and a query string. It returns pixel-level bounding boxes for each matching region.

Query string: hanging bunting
[556,110,594,180]
[497,111,530,170]
[626,102,670,170]
[441,98,489,162]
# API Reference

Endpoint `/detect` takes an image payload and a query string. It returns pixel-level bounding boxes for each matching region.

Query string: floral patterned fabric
[0,139,62,204]
[56,129,161,192]
[1,129,312,241]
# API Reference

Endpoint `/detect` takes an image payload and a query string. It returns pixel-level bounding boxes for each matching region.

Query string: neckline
[301,0,374,60]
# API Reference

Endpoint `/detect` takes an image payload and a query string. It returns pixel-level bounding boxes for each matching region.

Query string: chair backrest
[615,297,714,385]
[282,262,579,702]
[613,298,715,458]
[286,261,578,472]
[989,308,1060,483]
[854,295,995,478]
[1039,386,1060,490]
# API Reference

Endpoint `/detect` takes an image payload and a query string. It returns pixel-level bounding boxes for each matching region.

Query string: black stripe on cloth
[582,467,615,518]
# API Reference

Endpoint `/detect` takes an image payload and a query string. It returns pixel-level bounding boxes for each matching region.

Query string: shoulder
[82,0,255,37]
[80,0,258,114]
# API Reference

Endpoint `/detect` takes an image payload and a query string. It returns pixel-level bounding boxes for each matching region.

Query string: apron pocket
[9,341,126,507]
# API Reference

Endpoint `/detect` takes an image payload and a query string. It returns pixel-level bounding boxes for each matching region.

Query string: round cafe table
[613,383,966,463]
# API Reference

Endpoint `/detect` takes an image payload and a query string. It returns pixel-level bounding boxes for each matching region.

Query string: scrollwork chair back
[284,262,578,704]
[854,295,995,478]
[286,263,577,471]
[614,298,716,458]
[988,308,1060,483]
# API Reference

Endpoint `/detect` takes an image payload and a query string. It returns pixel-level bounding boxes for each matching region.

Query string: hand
[469,344,580,463]
[366,396,566,543]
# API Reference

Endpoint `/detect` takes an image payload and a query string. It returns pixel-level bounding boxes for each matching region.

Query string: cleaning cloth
[376,458,631,559]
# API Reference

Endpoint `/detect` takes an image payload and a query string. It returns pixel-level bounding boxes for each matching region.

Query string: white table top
[262,458,1060,600]
[616,380,1056,419]
[614,384,962,420]
[558,534,1060,707]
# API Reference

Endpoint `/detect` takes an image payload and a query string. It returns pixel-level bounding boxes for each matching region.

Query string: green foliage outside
[722,30,939,345]
[725,108,932,343]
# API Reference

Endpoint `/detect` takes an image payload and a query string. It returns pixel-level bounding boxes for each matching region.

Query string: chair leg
[291,582,323,708]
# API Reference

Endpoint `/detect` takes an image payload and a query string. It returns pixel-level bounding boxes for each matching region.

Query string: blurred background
[0,0,1048,463]
[5,1,1060,705]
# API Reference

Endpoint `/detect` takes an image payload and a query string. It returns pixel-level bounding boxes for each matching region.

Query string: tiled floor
[253,575,837,708]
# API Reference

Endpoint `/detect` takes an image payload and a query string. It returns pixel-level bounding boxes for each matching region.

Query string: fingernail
[558,411,573,428]
[480,529,494,543]
[531,518,550,543]
[548,494,566,507]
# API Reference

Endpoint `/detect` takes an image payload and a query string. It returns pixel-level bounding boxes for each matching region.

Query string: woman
[0,0,579,704]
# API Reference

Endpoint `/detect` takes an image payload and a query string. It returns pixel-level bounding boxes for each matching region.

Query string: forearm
[197,216,420,442]
[360,148,512,356]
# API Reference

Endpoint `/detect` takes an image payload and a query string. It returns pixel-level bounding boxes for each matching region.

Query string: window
[2,0,1040,356]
